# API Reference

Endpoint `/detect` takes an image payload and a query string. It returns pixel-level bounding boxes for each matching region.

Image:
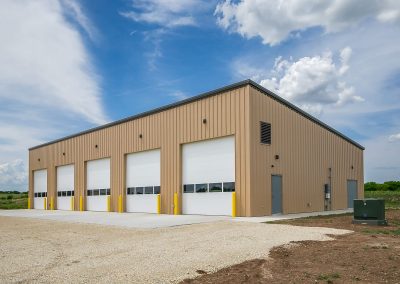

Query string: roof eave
[29,79,365,151]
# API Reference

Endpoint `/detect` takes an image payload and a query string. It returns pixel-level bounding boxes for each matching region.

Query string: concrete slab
[233,209,353,223]
[0,208,352,228]
[0,209,230,229]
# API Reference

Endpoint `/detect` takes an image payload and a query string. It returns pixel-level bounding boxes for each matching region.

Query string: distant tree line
[365,181,400,191]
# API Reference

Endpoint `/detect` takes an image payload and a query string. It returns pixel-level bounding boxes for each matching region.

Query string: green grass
[362,229,400,236]
[317,272,340,282]
[364,191,400,209]
[0,192,28,209]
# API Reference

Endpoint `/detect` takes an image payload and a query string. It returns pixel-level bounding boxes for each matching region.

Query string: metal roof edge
[28,80,252,150]
[247,80,365,150]
[29,79,364,151]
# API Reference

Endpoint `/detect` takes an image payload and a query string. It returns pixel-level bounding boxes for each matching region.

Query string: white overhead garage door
[86,158,110,212]
[182,136,235,216]
[126,149,160,213]
[56,164,74,211]
[33,169,47,209]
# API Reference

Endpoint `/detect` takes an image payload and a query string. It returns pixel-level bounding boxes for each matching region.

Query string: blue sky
[0,0,400,190]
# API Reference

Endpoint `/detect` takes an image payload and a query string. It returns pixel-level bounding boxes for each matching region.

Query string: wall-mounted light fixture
[271,165,274,168]
[351,165,354,170]
[275,154,279,160]
[62,152,65,156]
[139,134,143,139]
[95,144,98,148]
[38,158,40,162]
[202,118,207,124]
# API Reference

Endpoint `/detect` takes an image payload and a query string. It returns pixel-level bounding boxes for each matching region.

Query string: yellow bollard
[79,196,83,211]
[44,197,47,210]
[232,192,236,217]
[27,197,31,209]
[157,194,161,214]
[50,197,54,210]
[118,195,123,213]
[71,196,74,211]
[107,196,111,212]
[173,192,179,215]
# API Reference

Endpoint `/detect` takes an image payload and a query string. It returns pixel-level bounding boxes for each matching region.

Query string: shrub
[365,181,400,191]
[365,182,378,191]
[383,181,400,191]
[6,195,12,200]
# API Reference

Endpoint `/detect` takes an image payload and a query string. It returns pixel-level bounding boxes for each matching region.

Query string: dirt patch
[182,210,400,284]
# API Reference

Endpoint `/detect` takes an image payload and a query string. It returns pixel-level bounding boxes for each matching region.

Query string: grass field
[0,192,28,209]
[365,190,400,209]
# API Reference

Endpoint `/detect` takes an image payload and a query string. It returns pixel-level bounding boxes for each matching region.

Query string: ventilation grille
[260,121,271,144]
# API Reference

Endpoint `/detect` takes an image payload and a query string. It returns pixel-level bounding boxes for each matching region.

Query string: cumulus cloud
[0,159,27,191]
[389,133,400,142]
[120,0,209,28]
[215,0,400,45]
[259,47,364,115]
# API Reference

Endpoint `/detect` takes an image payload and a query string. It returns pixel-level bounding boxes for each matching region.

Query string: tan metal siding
[29,86,252,216]
[249,87,364,216]
[28,83,363,216]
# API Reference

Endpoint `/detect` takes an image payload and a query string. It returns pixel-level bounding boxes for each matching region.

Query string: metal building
[28,80,364,216]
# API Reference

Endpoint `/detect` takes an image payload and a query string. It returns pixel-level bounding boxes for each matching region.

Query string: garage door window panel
[209,183,222,192]
[183,184,194,193]
[145,186,153,194]
[223,182,235,192]
[195,184,208,193]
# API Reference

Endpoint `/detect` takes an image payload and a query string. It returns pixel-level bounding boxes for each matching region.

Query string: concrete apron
[0,209,352,229]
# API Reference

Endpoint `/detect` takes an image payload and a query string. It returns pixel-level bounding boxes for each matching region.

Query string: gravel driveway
[0,216,350,283]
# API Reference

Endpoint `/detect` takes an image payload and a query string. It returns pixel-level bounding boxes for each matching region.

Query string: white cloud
[258,47,363,115]
[0,0,107,125]
[60,0,100,42]
[0,159,27,191]
[389,133,400,142]
[142,28,168,71]
[169,91,189,101]
[0,0,107,190]
[121,0,212,70]
[120,0,209,28]
[226,4,400,182]
[215,0,400,45]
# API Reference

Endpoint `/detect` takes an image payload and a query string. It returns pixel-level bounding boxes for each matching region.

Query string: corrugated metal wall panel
[249,87,364,216]
[28,83,363,216]
[29,86,252,215]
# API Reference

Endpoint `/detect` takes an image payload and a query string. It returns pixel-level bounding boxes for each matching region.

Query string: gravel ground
[0,216,350,283]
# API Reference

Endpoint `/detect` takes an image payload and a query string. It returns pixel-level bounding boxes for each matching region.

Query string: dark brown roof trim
[29,79,364,150]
